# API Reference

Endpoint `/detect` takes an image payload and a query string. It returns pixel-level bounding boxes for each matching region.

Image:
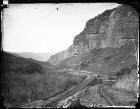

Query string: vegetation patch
[1,52,85,108]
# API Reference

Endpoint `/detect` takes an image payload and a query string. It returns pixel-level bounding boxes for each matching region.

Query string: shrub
[114,69,138,96]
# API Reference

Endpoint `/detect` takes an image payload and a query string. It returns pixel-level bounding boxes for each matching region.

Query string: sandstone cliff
[48,4,138,70]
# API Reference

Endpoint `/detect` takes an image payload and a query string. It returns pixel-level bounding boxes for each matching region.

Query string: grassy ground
[2,71,85,108]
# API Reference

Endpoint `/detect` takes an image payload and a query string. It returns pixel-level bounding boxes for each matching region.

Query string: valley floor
[18,70,138,108]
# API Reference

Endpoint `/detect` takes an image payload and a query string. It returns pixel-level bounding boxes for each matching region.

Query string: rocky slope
[48,4,138,74]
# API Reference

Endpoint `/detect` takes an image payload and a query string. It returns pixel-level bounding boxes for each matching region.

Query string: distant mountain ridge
[16,52,52,62]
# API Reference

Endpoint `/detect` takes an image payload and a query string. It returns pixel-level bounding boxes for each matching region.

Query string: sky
[3,3,119,54]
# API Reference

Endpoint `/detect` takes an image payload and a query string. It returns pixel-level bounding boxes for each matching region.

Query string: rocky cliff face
[73,4,138,50]
[48,4,138,67]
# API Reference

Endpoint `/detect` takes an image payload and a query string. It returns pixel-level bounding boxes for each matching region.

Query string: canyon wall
[48,4,138,66]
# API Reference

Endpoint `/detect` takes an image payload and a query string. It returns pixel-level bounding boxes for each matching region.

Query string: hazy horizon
[3,3,119,54]
[3,50,53,54]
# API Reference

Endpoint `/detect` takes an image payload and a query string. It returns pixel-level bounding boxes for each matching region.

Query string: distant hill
[16,52,52,62]
[48,50,71,65]
[27,58,55,70]
[1,51,46,107]
[5,51,54,69]
[1,51,45,74]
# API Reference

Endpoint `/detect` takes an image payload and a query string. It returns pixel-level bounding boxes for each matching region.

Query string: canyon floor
[20,70,138,108]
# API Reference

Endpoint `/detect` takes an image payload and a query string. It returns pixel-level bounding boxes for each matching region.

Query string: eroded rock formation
[48,4,138,70]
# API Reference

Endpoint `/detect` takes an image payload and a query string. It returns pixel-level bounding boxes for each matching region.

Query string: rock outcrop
[48,4,139,69]
[73,4,138,48]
